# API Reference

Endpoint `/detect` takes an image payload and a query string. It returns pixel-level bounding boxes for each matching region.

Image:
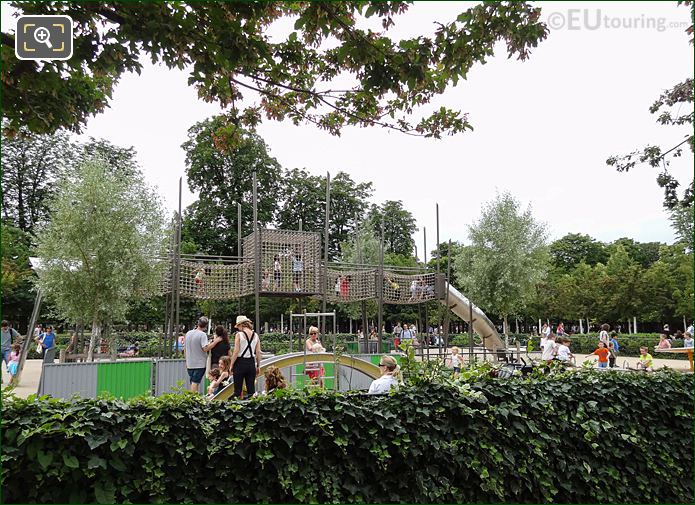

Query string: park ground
[2,352,691,400]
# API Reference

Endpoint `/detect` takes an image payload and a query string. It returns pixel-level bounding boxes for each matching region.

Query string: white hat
[235,315,252,327]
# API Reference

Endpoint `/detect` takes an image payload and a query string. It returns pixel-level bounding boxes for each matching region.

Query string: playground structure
[159,171,505,363]
[13,172,506,392]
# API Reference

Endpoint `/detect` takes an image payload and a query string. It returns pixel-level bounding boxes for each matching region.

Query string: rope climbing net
[158,230,443,304]
[244,229,323,295]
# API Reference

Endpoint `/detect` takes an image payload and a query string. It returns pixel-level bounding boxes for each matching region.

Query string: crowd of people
[183,314,403,398]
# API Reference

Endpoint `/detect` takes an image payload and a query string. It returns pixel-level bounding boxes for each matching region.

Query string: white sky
[3,1,693,254]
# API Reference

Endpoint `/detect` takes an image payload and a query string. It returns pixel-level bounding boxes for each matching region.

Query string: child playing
[261,269,271,290]
[541,333,557,362]
[608,342,617,368]
[592,341,610,369]
[449,346,462,376]
[7,344,20,378]
[206,368,221,397]
[636,346,653,372]
[556,337,574,364]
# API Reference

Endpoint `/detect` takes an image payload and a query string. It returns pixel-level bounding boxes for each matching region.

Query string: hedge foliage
[2,370,693,503]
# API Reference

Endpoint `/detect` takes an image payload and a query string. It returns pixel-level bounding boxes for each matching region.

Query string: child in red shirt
[592,341,610,369]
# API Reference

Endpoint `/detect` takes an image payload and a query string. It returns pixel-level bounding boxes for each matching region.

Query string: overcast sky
[4,2,693,255]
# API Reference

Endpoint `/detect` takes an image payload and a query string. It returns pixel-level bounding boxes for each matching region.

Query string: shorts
[597,361,608,368]
[187,367,206,384]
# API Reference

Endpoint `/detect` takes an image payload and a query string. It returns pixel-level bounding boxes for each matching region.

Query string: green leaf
[37,450,53,469]
[94,480,116,504]
[63,453,79,469]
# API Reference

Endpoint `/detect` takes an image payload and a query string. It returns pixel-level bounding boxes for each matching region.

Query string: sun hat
[235,315,252,327]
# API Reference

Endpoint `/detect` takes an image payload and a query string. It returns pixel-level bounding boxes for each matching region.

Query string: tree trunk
[514,317,519,334]
[683,315,687,332]
[503,315,508,336]
[579,318,584,334]
[633,316,638,334]
[87,320,102,362]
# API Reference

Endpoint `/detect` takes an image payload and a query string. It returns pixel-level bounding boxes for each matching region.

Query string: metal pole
[322,173,331,335]
[435,204,440,358]
[357,217,368,354]
[443,240,452,354]
[238,201,242,315]
[253,171,260,332]
[299,218,303,232]
[469,297,474,364]
[423,226,428,350]
[174,177,182,357]
[378,216,385,355]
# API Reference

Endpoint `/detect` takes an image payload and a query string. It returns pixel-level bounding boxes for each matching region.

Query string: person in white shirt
[687,323,694,336]
[556,337,574,364]
[541,333,557,362]
[368,355,401,394]
[683,332,694,348]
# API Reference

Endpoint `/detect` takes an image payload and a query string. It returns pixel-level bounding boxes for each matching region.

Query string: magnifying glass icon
[33,27,52,48]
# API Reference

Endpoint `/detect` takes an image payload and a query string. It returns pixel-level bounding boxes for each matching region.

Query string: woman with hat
[229,315,262,398]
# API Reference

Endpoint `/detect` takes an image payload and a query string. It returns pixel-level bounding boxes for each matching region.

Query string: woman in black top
[210,325,231,368]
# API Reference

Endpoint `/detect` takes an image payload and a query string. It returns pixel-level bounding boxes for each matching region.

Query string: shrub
[1,370,692,503]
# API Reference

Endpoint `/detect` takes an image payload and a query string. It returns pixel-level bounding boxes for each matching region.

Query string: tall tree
[368,201,417,257]
[34,160,167,360]
[278,170,373,259]
[600,245,643,327]
[606,238,663,269]
[181,117,282,256]
[549,233,608,271]
[1,126,75,235]
[454,192,549,335]
[3,2,547,137]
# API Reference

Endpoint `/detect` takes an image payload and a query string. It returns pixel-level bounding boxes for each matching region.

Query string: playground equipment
[211,352,382,401]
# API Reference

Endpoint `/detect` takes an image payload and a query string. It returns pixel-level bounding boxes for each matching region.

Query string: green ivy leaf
[37,450,53,469]
[62,453,79,469]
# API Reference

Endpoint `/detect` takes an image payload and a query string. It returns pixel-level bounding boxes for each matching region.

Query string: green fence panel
[96,361,152,400]
[323,362,334,390]
[346,342,358,354]
[293,363,337,389]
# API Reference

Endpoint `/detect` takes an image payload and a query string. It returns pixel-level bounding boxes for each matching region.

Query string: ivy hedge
[2,370,692,503]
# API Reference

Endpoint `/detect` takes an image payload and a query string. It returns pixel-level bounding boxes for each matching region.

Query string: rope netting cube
[244,229,322,295]
[382,271,437,305]
[175,260,254,300]
[326,267,377,303]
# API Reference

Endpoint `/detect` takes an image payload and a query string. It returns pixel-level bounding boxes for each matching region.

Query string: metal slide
[440,283,505,352]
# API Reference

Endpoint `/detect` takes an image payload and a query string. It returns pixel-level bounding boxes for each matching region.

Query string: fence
[37,354,388,399]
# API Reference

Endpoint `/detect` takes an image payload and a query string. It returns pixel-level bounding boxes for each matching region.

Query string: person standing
[591,342,610,369]
[686,322,694,336]
[556,322,565,336]
[305,326,325,384]
[598,324,610,345]
[209,325,231,368]
[273,255,282,291]
[184,317,217,393]
[1,321,20,374]
[36,325,56,361]
[230,315,262,398]
[292,254,304,292]
[541,333,557,362]
[393,322,402,347]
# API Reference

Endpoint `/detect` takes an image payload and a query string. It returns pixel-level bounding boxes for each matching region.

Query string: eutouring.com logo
[547,9,689,32]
